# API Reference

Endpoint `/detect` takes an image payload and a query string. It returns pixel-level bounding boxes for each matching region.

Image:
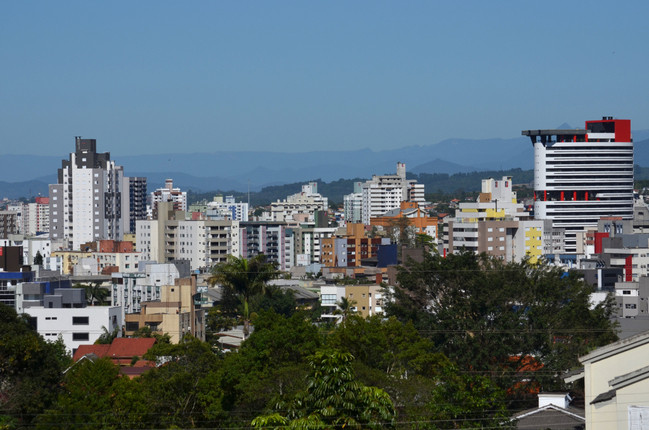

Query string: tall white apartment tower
[522,117,634,253]
[151,179,187,218]
[49,137,131,250]
[360,162,425,225]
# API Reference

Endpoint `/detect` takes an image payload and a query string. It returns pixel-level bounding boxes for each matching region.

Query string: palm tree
[77,282,110,306]
[334,296,357,325]
[208,254,278,338]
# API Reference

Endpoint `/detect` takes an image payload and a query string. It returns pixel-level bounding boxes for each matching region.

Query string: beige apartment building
[124,275,205,343]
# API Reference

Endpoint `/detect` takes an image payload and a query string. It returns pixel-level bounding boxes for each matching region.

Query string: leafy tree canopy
[209,254,279,337]
[387,251,618,394]
[0,304,70,427]
[252,350,396,430]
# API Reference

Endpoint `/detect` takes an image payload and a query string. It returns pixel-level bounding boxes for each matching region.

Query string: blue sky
[1,1,648,156]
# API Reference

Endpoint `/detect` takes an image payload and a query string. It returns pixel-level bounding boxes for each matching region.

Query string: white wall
[26,306,122,354]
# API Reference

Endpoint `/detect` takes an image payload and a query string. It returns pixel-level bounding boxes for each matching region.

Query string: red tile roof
[107,338,156,358]
[73,344,110,362]
[73,338,156,362]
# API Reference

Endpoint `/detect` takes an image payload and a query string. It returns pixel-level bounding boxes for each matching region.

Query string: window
[72,332,90,341]
[72,316,89,325]
[321,294,337,305]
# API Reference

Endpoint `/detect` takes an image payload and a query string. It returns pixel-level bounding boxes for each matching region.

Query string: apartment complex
[239,221,294,271]
[124,275,205,343]
[446,176,551,262]
[136,202,240,271]
[206,195,249,222]
[151,179,187,218]
[49,137,145,250]
[10,197,51,236]
[270,182,328,224]
[321,223,389,268]
[522,117,634,253]
[0,211,20,238]
[128,177,147,234]
[358,163,425,225]
[370,201,438,240]
[343,182,363,224]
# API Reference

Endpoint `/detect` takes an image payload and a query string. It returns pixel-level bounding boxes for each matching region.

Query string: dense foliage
[388,251,618,402]
[0,304,71,428]
[1,252,620,429]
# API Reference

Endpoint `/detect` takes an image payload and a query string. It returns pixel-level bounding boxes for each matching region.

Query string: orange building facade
[370,201,438,239]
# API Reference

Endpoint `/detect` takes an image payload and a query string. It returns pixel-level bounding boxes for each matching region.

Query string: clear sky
[1,1,648,156]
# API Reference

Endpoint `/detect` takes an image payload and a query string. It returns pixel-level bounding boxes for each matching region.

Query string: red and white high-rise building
[523,117,634,253]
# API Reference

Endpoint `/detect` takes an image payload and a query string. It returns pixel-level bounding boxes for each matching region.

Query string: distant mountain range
[2,130,648,199]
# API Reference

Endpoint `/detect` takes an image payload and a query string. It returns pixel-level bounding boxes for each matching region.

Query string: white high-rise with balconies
[359,162,425,225]
[49,137,133,251]
[522,117,634,253]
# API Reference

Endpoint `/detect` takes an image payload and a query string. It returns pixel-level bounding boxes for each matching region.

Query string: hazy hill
[1,132,647,199]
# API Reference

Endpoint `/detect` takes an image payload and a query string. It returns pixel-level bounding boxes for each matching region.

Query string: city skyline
[2,1,649,156]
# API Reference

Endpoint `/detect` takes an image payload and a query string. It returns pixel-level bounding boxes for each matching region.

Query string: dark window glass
[72,332,89,341]
[72,316,89,325]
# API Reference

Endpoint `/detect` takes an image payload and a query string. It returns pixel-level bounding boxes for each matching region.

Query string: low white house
[24,288,122,354]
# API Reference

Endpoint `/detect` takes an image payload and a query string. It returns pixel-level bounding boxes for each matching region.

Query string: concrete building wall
[26,305,122,354]
[581,334,649,429]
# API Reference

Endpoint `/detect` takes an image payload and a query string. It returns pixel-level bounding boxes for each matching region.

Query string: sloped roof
[72,338,156,362]
[120,366,154,378]
[107,338,156,358]
[73,344,110,362]
[514,404,585,429]
[580,329,649,364]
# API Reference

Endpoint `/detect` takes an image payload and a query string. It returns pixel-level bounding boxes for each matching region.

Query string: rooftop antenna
[248,180,250,206]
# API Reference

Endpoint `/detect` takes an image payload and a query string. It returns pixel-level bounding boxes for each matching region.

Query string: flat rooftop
[522,129,587,137]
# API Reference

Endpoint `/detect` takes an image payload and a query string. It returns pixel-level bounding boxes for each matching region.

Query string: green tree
[208,254,279,338]
[36,357,137,429]
[387,251,618,396]
[33,250,43,266]
[77,282,110,306]
[414,233,435,249]
[328,315,447,379]
[131,325,171,344]
[249,284,298,318]
[0,304,70,428]
[388,216,414,248]
[95,326,119,344]
[220,311,323,417]
[252,350,396,429]
[427,365,510,429]
[327,315,454,425]
[140,336,226,428]
[333,296,357,324]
